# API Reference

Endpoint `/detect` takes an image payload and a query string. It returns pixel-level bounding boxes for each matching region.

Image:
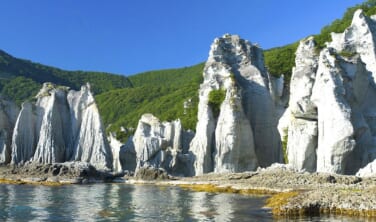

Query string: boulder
[134,166,169,180]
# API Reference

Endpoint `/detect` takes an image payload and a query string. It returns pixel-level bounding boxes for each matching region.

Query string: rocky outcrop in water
[0,99,19,164]
[190,34,282,175]
[10,83,113,170]
[125,114,193,176]
[284,9,376,175]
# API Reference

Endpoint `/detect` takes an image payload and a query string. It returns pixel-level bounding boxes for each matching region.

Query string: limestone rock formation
[10,102,36,165]
[67,84,112,170]
[190,34,282,175]
[283,37,319,172]
[284,9,376,174]
[0,99,19,164]
[128,114,193,176]
[214,84,258,173]
[108,134,123,173]
[11,83,113,170]
[328,9,376,80]
[120,136,137,172]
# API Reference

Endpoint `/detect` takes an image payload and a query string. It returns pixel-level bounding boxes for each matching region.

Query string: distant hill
[96,63,204,141]
[0,50,132,104]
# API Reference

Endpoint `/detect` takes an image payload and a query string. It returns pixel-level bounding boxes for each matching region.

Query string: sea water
[0,183,373,221]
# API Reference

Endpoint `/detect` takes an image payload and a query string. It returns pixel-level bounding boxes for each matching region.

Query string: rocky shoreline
[1,163,376,219]
[126,164,376,219]
[0,162,125,185]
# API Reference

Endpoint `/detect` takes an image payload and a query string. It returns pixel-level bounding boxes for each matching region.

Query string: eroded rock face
[214,84,258,173]
[285,9,376,175]
[120,136,137,172]
[283,37,319,172]
[328,9,376,80]
[108,134,123,173]
[190,34,282,175]
[67,85,112,170]
[128,114,194,176]
[10,83,112,170]
[0,99,19,164]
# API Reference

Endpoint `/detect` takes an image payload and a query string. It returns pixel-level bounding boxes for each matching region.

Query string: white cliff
[109,133,123,173]
[10,83,113,170]
[190,34,282,175]
[311,49,358,174]
[283,37,319,172]
[120,135,137,172]
[11,102,36,164]
[285,9,376,175]
[0,99,19,164]
[129,114,193,176]
[328,9,376,79]
[33,88,70,164]
[214,82,258,173]
[67,84,112,170]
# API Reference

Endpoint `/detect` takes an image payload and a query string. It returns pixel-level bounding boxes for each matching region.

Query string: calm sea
[0,183,372,221]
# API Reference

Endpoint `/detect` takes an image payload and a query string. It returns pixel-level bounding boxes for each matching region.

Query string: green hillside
[0,50,132,104]
[96,63,204,141]
[128,64,204,88]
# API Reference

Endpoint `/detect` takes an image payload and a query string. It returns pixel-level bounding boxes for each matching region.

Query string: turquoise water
[0,183,373,221]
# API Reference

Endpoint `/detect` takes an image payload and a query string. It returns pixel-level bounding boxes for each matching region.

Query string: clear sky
[0,0,365,75]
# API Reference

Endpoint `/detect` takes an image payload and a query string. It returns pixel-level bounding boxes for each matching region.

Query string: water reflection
[0,183,374,221]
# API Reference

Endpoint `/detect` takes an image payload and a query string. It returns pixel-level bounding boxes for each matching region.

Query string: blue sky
[0,0,365,75]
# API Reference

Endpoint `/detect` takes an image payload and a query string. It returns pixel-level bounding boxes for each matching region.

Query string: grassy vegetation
[0,76,41,105]
[0,50,132,103]
[265,191,300,215]
[96,63,204,141]
[264,42,299,80]
[128,63,204,88]
[208,89,226,118]
[281,129,288,164]
[338,50,357,58]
